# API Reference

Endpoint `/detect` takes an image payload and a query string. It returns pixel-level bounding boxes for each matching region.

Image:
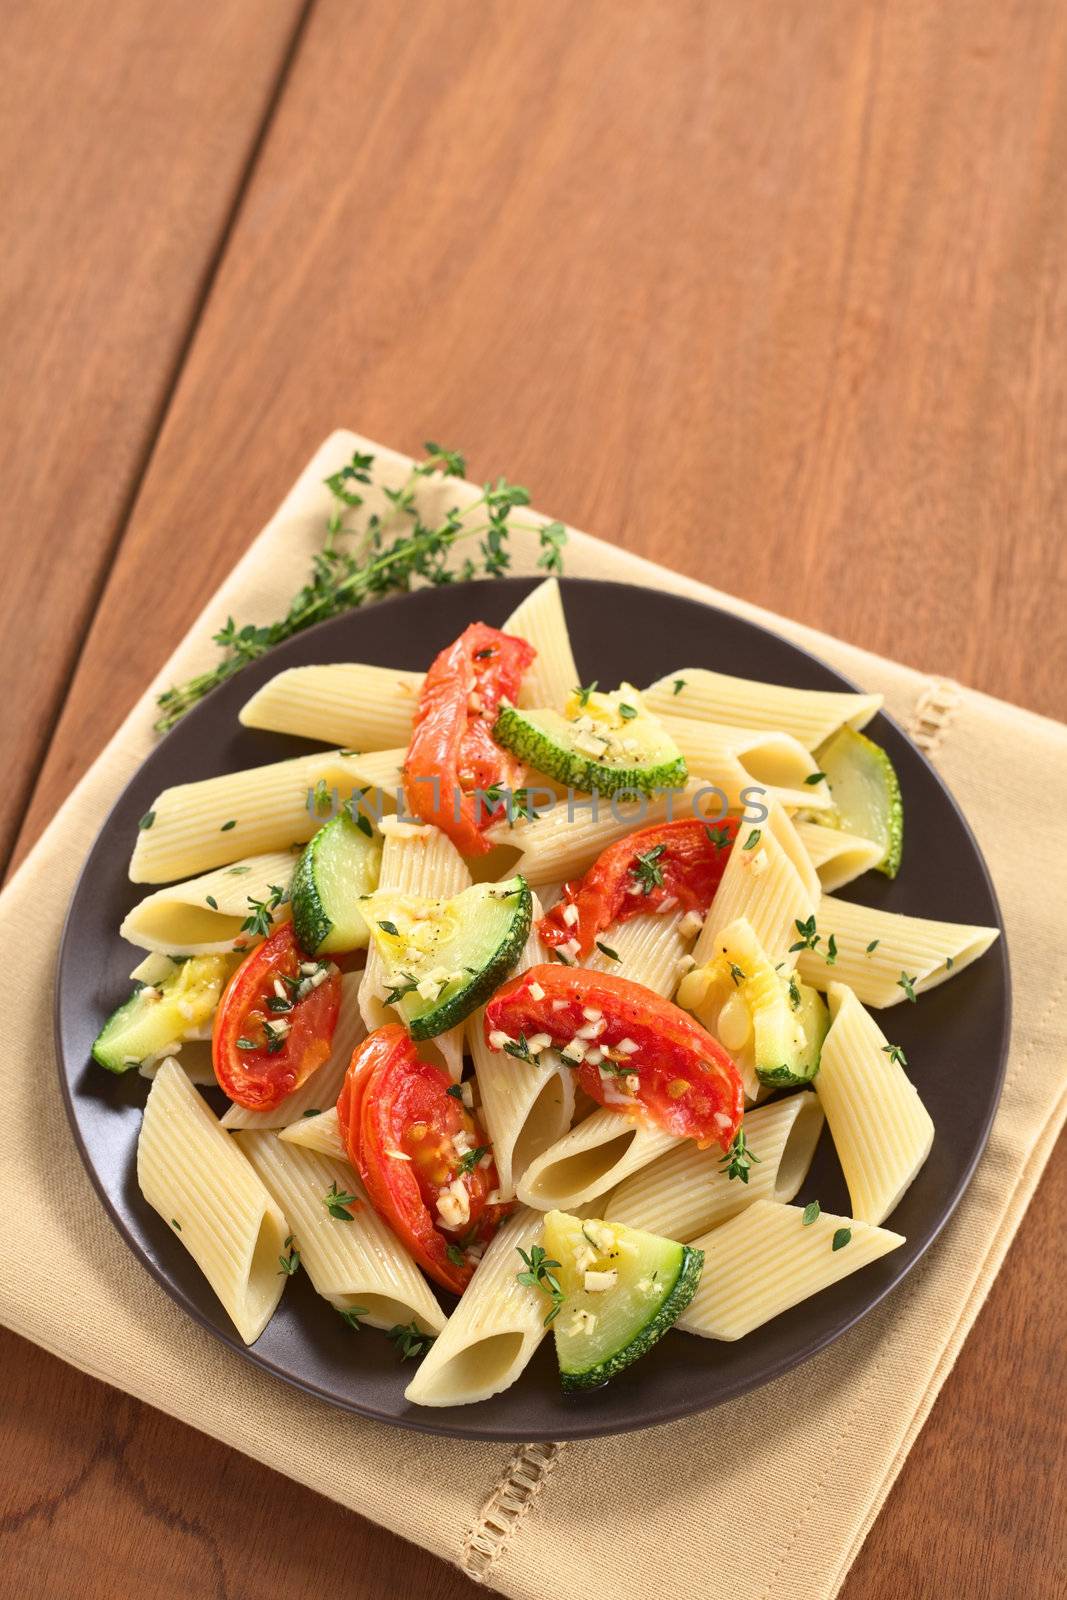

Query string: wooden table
[2,2,1065,1595]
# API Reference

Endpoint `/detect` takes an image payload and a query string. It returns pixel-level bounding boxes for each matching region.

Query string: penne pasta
[604,1092,825,1241]
[279,1105,346,1162]
[584,908,692,997]
[491,783,705,887]
[467,910,575,1200]
[815,984,934,1224]
[130,749,404,884]
[121,851,298,954]
[358,823,471,1081]
[502,577,580,710]
[795,894,999,1006]
[516,1107,677,1211]
[222,971,366,1130]
[235,1134,445,1334]
[693,802,819,971]
[238,663,425,750]
[794,819,886,893]
[656,714,833,812]
[644,668,882,751]
[678,1199,904,1340]
[137,1061,289,1344]
[404,1208,548,1407]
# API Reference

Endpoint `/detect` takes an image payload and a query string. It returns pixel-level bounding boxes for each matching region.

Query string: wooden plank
[4,2,1066,1597]
[0,0,308,868]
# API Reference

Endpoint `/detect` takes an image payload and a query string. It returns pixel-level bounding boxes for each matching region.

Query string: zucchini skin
[559,1243,705,1392]
[405,879,533,1039]
[493,704,687,798]
[289,841,332,953]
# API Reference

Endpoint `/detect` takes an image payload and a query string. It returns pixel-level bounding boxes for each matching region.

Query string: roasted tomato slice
[212,922,341,1111]
[403,622,535,855]
[337,1024,512,1293]
[539,817,739,960]
[484,964,743,1149]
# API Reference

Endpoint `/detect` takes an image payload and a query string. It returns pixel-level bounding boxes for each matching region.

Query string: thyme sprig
[154,445,568,730]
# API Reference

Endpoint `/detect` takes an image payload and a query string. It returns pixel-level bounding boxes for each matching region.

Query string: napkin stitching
[904,677,962,755]
[459,1442,567,1581]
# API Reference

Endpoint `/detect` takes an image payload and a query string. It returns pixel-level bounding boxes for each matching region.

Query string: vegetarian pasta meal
[97,574,1000,1407]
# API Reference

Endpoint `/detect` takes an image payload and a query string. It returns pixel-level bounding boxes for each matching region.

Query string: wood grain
[2,0,1065,1597]
[0,0,309,871]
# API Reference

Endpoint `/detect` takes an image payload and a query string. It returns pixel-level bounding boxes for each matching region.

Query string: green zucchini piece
[92,952,238,1073]
[542,1211,703,1391]
[361,876,532,1039]
[290,807,382,953]
[756,977,830,1088]
[815,726,903,878]
[493,684,686,796]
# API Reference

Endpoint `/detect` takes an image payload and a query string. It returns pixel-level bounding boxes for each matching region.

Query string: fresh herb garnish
[383,972,420,1006]
[672,678,686,696]
[220,819,237,832]
[446,1243,467,1267]
[596,940,621,962]
[802,1200,821,1226]
[474,646,495,660]
[503,1033,536,1064]
[456,1145,490,1175]
[866,939,880,954]
[337,1306,367,1330]
[742,828,762,851]
[832,1228,852,1251]
[516,1244,565,1325]
[171,1218,182,1231]
[882,1042,908,1067]
[154,446,568,729]
[388,1321,436,1360]
[446,1083,465,1101]
[898,971,918,1003]
[240,884,288,939]
[574,680,599,709]
[804,771,827,786]
[206,895,219,910]
[301,1108,321,1117]
[790,915,821,955]
[704,824,732,849]
[728,962,747,987]
[825,932,838,966]
[631,843,667,895]
[788,975,802,1010]
[618,703,638,720]
[720,1128,761,1184]
[278,1235,300,1275]
[483,783,539,824]
[945,955,954,970]
[324,1181,357,1221]
[138,811,156,831]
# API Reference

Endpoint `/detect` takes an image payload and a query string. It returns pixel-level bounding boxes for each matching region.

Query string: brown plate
[54,577,1010,1440]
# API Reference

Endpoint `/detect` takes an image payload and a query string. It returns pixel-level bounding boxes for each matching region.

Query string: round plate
[55,577,1010,1441]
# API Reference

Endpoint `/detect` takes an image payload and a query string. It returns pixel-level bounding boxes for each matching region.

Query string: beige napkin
[3,433,1065,1599]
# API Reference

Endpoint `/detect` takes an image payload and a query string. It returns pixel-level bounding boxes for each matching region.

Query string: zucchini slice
[290,807,382,953]
[92,952,238,1073]
[677,917,829,1090]
[815,726,903,878]
[543,1210,703,1390]
[362,876,532,1039]
[493,683,686,796]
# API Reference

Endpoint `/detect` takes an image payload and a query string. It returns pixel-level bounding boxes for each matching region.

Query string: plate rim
[54,574,1012,1442]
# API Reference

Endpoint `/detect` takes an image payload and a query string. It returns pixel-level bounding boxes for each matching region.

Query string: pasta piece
[404,1208,548,1406]
[467,911,575,1200]
[492,783,705,886]
[693,802,819,971]
[222,971,366,1130]
[604,1092,824,1240]
[238,663,425,749]
[358,823,471,1081]
[279,1105,346,1162]
[815,984,934,1223]
[656,715,833,812]
[502,577,580,710]
[137,1061,289,1344]
[795,895,999,1006]
[678,1199,904,1340]
[121,851,298,954]
[584,908,692,997]
[794,820,885,893]
[235,1134,444,1334]
[516,1108,677,1211]
[645,668,882,750]
[130,750,404,884]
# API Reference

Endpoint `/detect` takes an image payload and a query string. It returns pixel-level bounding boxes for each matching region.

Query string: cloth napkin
[2,433,1065,1600]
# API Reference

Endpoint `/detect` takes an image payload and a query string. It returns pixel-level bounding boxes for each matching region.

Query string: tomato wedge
[337,1024,512,1294]
[484,964,744,1149]
[212,922,341,1111]
[539,817,739,960]
[403,622,536,855]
